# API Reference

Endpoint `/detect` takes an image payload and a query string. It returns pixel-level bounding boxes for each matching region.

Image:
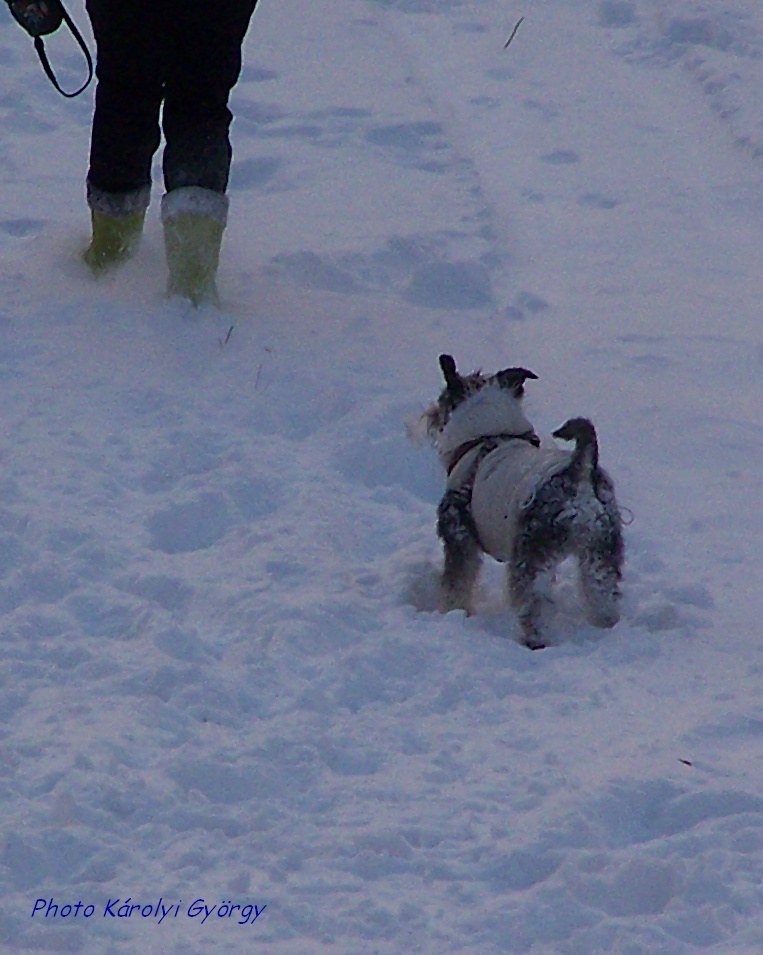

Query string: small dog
[422,354,624,649]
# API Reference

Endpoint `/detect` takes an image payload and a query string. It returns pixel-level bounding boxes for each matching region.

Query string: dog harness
[446,430,540,488]
[438,430,541,558]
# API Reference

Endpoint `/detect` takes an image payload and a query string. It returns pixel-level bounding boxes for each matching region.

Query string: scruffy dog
[422,354,624,649]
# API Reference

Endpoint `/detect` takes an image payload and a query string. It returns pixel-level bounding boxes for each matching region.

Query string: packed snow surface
[1,0,762,951]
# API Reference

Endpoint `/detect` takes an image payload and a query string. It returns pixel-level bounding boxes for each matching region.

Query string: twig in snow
[219,325,235,349]
[504,16,525,49]
[254,346,272,392]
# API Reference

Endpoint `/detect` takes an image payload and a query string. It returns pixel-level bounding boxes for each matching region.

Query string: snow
[1,0,763,951]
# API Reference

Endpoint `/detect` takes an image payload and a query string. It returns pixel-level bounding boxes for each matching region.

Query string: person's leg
[84,0,166,270]
[162,0,257,193]
[160,0,257,303]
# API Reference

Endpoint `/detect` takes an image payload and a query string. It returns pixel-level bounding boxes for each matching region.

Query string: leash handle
[6,0,93,97]
[7,0,62,36]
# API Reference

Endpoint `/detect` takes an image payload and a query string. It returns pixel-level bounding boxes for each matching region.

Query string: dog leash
[5,0,93,97]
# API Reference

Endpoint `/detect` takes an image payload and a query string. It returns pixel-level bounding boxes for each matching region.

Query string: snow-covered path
[1,0,763,952]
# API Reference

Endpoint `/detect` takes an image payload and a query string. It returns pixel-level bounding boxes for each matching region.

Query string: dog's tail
[552,417,599,478]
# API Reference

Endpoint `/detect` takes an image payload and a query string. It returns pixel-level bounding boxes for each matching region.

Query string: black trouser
[86,0,257,197]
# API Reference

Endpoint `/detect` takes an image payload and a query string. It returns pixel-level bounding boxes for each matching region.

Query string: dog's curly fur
[422,354,624,649]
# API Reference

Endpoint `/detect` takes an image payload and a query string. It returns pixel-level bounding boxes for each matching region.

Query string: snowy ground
[1,0,763,951]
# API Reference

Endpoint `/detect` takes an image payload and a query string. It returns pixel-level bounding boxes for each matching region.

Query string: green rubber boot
[163,213,225,307]
[162,187,228,307]
[83,210,145,273]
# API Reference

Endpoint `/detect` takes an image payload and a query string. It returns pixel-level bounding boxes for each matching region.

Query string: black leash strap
[6,0,93,97]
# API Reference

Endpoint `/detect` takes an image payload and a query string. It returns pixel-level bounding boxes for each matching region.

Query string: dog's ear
[495,367,539,397]
[438,354,465,400]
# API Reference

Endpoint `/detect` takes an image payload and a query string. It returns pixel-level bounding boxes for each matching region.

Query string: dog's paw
[582,592,622,629]
[437,592,473,616]
[438,602,473,616]
[518,619,548,650]
[583,604,621,629]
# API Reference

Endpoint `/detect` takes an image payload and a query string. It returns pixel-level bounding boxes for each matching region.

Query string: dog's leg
[578,549,623,628]
[437,487,482,614]
[577,508,623,628]
[506,556,555,650]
